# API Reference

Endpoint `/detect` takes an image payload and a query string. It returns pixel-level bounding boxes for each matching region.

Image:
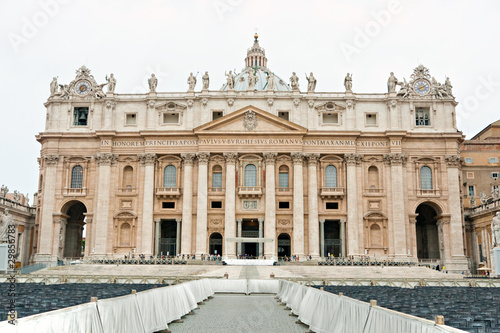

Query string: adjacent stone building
[34,35,468,272]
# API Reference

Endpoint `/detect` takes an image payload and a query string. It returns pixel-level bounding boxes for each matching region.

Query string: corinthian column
[139,153,156,256]
[224,152,238,258]
[263,152,277,258]
[291,152,305,259]
[445,155,467,260]
[196,152,210,256]
[345,153,362,256]
[258,218,264,257]
[306,153,320,258]
[38,155,59,258]
[384,153,407,258]
[94,153,118,256]
[181,153,195,255]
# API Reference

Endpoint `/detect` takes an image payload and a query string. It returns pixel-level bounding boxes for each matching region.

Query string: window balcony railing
[209,187,225,194]
[417,188,440,197]
[365,188,384,196]
[238,186,263,198]
[63,187,86,196]
[320,187,345,198]
[117,187,137,195]
[156,187,181,198]
[276,187,291,193]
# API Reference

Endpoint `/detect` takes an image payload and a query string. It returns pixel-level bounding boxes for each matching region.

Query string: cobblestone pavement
[168,295,308,333]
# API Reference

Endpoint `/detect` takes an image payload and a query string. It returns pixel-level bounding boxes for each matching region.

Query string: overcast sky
[1,0,500,197]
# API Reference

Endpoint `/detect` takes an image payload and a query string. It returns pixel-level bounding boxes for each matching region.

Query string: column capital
[138,153,156,165]
[383,153,407,166]
[263,152,278,164]
[344,153,363,165]
[223,152,238,164]
[339,219,346,224]
[43,154,59,166]
[96,153,119,165]
[445,155,461,168]
[154,219,161,224]
[236,218,243,223]
[291,152,304,164]
[258,218,264,223]
[181,153,196,165]
[176,218,182,223]
[197,152,210,164]
[319,219,326,223]
[306,153,320,164]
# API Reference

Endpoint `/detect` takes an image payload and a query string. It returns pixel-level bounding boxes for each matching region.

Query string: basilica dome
[220,34,291,92]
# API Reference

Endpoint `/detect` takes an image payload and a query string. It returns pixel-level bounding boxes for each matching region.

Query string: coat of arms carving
[243,110,258,130]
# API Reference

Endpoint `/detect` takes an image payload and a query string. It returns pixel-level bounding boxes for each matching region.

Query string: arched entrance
[209,233,223,255]
[61,201,87,258]
[415,203,440,260]
[277,233,291,258]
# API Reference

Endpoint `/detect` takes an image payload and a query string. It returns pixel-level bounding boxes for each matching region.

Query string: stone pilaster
[306,153,320,258]
[237,218,243,257]
[224,152,238,258]
[37,154,59,258]
[176,218,182,255]
[340,219,346,257]
[384,153,408,258]
[196,152,210,256]
[52,214,67,258]
[319,219,325,258]
[154,219,161,256]
[263,152,277,258]
[83,213,93,257]
[258,218,264,257]
[291,152,305,258]
[345,153,362,256]
[94,153,118,256]
[139,153,156,256]
[408,215,418,260]
[181,153,195,255]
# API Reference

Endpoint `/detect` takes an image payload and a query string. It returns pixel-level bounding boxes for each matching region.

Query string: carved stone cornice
[344,153,363,165]
[263,152,278,164]
[197,152,210,164]
[223,152,238,164]
[383,153,407,166]
[445,155,461,168]
[181,153,196,165]
[44,154,59,166]
[137,153,156,165]
[306,153,320,165]
[291,152,304,164]
[95,153,118,166]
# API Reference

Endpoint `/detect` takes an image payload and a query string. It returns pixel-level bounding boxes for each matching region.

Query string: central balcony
[320,187,345,199]
[238,186,263,198]
[156,187,181,199]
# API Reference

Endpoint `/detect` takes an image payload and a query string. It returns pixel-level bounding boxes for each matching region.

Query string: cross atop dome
[245,33,268,69]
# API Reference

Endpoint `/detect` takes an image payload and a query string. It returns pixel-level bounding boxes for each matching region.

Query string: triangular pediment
[194,105,307,135]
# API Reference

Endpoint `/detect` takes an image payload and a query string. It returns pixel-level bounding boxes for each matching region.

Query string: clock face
[75,80,91,96]
[413,80,430,95]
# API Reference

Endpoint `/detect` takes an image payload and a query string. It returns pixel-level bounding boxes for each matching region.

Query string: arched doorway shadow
[415,203,440,260]
[61,200,87,258]
[277,233,291,258]
[209,232,223,255]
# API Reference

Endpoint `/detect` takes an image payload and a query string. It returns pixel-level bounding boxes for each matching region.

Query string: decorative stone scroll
[95,153,118,165]
[263,152,277,164]
[344,153,363,165]
[137,153,156,165]
[197,152,210,164]
[243,110,258,131]
[44,154,60,166]
[181,153,196,165]
[223,152,238,164]
[278,219,290,226]
[445,155,461,168]
[383,153,407,166]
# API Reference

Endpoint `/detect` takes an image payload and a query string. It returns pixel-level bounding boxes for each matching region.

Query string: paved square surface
[168,295,308,333]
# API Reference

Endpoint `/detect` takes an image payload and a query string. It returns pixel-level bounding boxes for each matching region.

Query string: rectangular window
[278,202,290,209]
[73,107,89,126]
[125,113,136,125]
[464,157,474,164]
[468,185,475,197]
[491,172,500,178]
[211,201,222,209]
[415,107,430,126]
[279,172,289,188]
[365,113,377,126]
[213,172,222,188]
[488,157,499,164]
[162,202,175,209]
[323,113,338,124]
[163,113,179,124]
[278,111,289,121]
[212,111,223,120]
[326,202,339,210]
[467,172,474,179]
